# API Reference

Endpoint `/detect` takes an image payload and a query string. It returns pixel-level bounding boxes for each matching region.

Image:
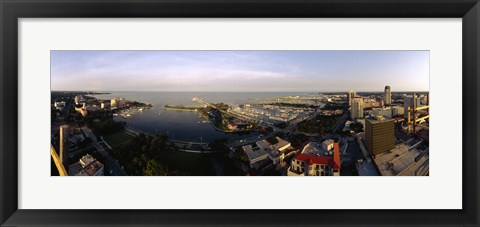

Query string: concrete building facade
[351,97,364,119]
[365,117,395,156]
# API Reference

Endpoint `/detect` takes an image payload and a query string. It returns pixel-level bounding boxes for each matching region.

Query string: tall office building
[351,97,364,119]
[365,117,395,156]
[59,125,70,166]
[404,94,417,116]
[348,90,356,107]
[384,86,391,106]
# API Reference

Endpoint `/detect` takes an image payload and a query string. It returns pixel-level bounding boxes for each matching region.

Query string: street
[82,126,127,176]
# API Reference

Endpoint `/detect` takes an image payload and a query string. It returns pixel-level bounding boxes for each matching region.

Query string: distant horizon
[51,90,430,93]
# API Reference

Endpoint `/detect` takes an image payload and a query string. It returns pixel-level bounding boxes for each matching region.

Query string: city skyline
[51,50,429,92]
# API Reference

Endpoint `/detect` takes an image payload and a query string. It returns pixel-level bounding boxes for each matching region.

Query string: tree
[144,159,161,176]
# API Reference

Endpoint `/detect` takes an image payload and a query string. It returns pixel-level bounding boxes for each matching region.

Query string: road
[331,110,349,133]
[82,126,127,176]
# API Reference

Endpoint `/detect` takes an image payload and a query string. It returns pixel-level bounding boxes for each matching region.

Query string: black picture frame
[1,0,479,226]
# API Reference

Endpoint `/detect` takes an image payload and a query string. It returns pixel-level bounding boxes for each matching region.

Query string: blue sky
[51,50,429,92]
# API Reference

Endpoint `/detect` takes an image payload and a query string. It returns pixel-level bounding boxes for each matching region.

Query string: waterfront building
[101,102,110,109]
[111,97,126,108]
[68,154,104,176]
[59,125,70,167]
[365,116,395,156]
[111,98,118,108]
[118,97,126,106]
[287,141,341,176]
[244,137,295,169]
[351,97,364,119]
[384,86,391,105]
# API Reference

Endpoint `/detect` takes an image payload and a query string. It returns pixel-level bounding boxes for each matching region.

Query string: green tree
[144,159,161,176]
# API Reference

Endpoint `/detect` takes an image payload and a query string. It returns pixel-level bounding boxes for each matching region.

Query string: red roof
[294,154,332,166]
[333,142,341,170]
[294,153,341,170]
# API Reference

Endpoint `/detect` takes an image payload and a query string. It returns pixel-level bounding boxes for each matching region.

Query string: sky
[51,50,429,92]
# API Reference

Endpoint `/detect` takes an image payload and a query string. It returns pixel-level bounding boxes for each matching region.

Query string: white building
[372,107,392,118]
[288,141,341,176]
[348,90,357,107]
[322,139,334,151]
[392,106,404,116]
[54,101,66,111]
[351,97,364,119]
[68,154,104,176]
[244,137,294,169]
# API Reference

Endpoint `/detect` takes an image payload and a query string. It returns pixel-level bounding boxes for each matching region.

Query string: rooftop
[301,142,327,156]
[255,140,271,150]
[243,145,268,162]
[373,143,429,176]
[294,153,340,170]
[272,137,291,151]
[68,154,104,176]
[366,116,394,124]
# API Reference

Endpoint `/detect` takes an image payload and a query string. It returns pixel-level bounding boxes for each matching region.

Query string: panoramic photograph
[50,50,429,176]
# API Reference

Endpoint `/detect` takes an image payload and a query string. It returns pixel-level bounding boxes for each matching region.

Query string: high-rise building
[404,94,418,116]
[347,90,356,107]
[351,97,364,119]
[59,125,70,166]
[74,96,79,105]
[365,116,395,156]
[384,86,391,106]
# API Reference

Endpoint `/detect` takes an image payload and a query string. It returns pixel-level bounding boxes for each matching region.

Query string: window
[321,171,325,176]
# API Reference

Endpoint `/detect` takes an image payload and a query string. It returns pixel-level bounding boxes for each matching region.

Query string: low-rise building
[372,143,429,176]
[322,139,334,151]
[288,141,341,176]
[54,101,66,111]
[101,102,110,109]
[244,137,295,169]
[372,107,392,118]
[74,106,88,117]
[68,154,104,176]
